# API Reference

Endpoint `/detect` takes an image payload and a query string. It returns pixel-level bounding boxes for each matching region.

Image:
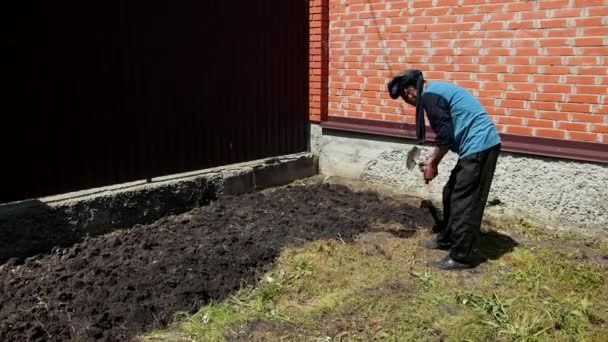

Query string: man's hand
[419,159,438,184]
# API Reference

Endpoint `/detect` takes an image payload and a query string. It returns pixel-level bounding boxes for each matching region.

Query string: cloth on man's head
[387,69,426,143]
[387,69,423,99]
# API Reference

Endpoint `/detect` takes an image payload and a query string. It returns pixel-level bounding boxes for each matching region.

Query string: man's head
[388,69,427,142]
[387,69,424,106]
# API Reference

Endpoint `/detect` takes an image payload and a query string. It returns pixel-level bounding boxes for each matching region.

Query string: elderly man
[388,69,501,270]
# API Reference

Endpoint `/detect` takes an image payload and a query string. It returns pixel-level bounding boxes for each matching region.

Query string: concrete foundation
[313,123,608,234]
[0,153,317,262]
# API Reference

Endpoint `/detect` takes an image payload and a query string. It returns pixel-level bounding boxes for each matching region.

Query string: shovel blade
[406,146,420,170]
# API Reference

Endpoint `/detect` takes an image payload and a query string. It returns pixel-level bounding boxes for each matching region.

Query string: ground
[1,177,606,341]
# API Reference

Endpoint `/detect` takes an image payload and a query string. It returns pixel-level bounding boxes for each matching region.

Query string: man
[388,69,501,270]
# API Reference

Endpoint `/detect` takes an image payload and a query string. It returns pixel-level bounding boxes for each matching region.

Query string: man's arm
[429,146,449,167]
[421,92,454,153]
[419,92,453,182]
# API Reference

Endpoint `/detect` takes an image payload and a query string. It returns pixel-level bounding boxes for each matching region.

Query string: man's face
[400,86,417,106]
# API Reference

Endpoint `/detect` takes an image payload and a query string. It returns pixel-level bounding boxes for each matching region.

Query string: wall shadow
[0,178,219,265]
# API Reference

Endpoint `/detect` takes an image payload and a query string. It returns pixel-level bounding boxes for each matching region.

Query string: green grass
[139,219,608,342]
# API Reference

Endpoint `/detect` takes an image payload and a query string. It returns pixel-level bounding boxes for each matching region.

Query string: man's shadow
[421,200,519,262]
[477,229,519,261]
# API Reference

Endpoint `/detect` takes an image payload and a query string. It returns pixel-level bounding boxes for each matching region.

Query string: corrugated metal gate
[3,0,309,203]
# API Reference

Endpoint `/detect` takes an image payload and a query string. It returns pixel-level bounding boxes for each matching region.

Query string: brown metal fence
[3,0,309,203]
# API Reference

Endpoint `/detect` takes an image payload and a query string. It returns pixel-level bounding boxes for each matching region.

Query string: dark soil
[0,182,433,341]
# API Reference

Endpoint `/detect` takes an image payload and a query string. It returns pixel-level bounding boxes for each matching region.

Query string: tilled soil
[0,182,433,341]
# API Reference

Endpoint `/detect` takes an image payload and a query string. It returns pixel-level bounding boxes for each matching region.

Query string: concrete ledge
[0,153,318,263]
[312,123,608,235]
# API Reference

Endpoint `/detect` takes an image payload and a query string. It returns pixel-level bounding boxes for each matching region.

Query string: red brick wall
[310,0,329,122]
[318,0,608,143]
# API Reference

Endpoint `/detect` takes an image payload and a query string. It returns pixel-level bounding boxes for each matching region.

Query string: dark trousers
[436,144,501,264]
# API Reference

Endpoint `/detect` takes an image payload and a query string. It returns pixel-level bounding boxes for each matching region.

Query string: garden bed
[0,179,434,341]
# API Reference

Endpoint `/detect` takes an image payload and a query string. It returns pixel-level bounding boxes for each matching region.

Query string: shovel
[406,146,436,184]
[405,146,421,171]
[406,146,432,189]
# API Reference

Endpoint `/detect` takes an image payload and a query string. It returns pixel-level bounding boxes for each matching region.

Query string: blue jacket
[422,82,501,157]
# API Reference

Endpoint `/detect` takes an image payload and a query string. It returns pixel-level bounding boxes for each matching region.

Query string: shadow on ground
[420,200,519,263]
[0,178,218,265]
[478,230,519,261]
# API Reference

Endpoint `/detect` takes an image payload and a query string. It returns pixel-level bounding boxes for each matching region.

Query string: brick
[573,0,605,6]
[412,0,434,8]
[485,65,509,73]
[382,114,403,122]
[529,119,555,128]
[479,98,496,107]
[544,47,576,56]
[347,111,365,118]
[451,5,477,14]
[584,27,608,36]
[539,19,568,28]
[539,111,569,120]
[436,0,459,5]
[484,82,509,90]
[476,73,499,81]
[462,14,485,22]
[512,83,540,91]
[502,74,529,82]
[511,65,540,74]
[592,124,608,133]
[538,38,568,47]
[488,12,517,21]
[477,4,505,13]
[479,90,502,98]
[530,102,558,111]
[588,7,608,16]
[568,95,600,104]
[539,0,569,9]
[580,47,608,57]
[569,132,599,142]
[479,22,504,30]
[558,121,588,131]
[480,38,509,46]
[510,109,537,118]
[565,76,597,85]
[573,17,604,26]
[543,66,571,75]
[577,67,608,75]
[458,65,481,72]
[506,126,534,136]
[506,2,535,12]
[535,93,565,102]
[506,92,533,100]
[498,116,524,125]
[542,84,571,93]
[500,100,526,108]
[459,31,485,39]
[572,113,604,123]
[521,11,548,20]
[550,8,584,18]
[511,39,536,47]
[478,56,501,64]
[536,129,566,139]
[425,7,451,16]
[535,57,563,65]
[576,85,608,95]
[507,21,535,30]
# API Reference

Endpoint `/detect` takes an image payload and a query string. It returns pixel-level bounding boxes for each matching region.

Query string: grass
[139,218,608,342]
